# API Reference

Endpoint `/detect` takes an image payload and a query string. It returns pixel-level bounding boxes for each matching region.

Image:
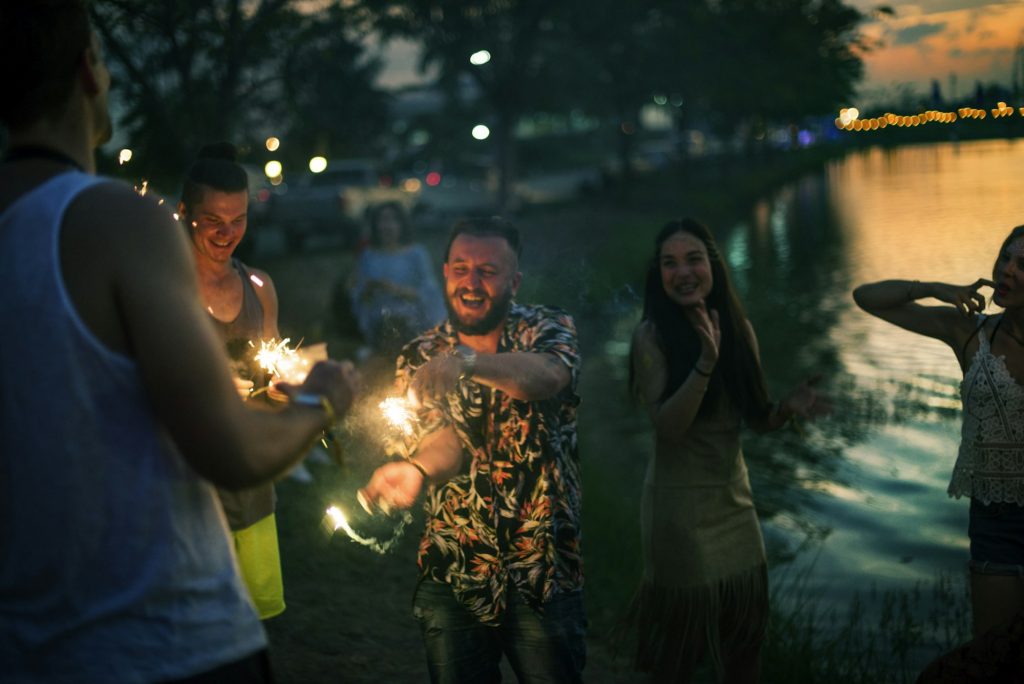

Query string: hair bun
[196,142,238,163]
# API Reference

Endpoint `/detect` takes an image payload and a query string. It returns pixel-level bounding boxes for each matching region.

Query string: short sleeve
[527,307,580,392]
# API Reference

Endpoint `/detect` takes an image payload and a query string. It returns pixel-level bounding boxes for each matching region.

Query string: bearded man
[361,217,586,683]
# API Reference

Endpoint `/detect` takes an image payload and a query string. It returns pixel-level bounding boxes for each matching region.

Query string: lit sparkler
[323,505,411,554]
[252,337,312,385]
[379,397,415,436]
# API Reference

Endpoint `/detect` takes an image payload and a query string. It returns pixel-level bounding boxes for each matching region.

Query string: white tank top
[0,171,266,682]
[949,315,1024,505]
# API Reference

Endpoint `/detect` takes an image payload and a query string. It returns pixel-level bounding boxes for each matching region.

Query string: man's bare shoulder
[71,180,178,232]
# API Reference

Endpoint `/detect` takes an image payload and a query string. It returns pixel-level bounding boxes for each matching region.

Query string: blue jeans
[412,580,586,684]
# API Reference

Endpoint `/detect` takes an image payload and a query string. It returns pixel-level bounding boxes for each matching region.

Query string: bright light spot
[469,50,491,65]
[118,148,133,165]
[472,124,490,140]
[173,212,180,220]
[264,160,282,178]
[309,156,328,173]
[249,274,264,288]
[403,178,422,192]
[653,94,668,106]
[265,137,280,152]
[839,108,860,126]
[425,172,442,187]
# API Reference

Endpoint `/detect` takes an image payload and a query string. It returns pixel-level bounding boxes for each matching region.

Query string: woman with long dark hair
[626,218,828,683]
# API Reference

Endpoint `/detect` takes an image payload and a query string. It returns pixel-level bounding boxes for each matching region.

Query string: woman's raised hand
[692,304,721,368]
[930,279,993,317]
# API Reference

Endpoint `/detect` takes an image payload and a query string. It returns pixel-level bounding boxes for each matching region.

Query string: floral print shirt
[387,303,583,625]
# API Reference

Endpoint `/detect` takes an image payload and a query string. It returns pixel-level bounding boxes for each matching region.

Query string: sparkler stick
[322,505,411,554]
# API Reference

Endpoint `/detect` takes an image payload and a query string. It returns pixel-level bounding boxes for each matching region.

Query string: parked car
[402,161,503,228]
[266,160,418,251]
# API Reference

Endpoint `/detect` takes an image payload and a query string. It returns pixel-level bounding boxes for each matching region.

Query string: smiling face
[993,236,1024,309]
[443,234,521,335]
[187,189,248,264]
[659,230,713,308]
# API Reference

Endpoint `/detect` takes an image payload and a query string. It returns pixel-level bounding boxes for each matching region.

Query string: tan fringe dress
[626,397,769,679]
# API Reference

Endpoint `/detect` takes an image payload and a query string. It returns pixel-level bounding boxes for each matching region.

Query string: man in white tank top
[0,3,358,682]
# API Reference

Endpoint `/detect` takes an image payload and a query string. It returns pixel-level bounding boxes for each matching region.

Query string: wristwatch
[452,344,478,382]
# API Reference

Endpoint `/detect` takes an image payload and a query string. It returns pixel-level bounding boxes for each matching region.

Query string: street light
[470,50,491,66]
[472,125,490,140]
[309,156,327,173]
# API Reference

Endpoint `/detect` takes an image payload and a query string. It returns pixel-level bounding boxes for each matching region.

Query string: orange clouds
[858,2,1024,95]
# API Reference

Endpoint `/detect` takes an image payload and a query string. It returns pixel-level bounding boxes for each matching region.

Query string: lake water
[724,138,1024,644]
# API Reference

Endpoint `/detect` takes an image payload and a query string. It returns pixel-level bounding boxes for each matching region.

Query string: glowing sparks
[323,505,411,554]
[252,337,312,385]
[379,397,415,436]
[249,274,264,288]
[134,180,149,196]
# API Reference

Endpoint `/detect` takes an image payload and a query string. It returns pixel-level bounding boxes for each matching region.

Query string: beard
[446,286,514,336]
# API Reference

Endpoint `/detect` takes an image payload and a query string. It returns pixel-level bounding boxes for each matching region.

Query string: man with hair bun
[0,3,358,682]
[178,141,288,621]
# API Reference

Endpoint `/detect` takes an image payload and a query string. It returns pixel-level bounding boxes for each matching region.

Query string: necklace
[4,145,84,172]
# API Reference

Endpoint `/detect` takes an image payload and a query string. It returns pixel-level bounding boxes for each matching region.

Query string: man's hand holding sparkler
[359,425,463,513]
[275,359,360,422]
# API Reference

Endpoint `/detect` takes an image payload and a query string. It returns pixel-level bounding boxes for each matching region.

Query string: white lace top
[948,315,1024,505]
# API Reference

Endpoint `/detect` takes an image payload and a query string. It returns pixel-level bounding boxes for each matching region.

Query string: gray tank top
[208,259,276,530]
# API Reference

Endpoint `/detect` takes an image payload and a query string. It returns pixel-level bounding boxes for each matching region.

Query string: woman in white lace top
[853,224,1024,646]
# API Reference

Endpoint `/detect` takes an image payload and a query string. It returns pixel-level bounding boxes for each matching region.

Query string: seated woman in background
[854,225,1024,683]
[349,203,445,358]
[625,218,828,683]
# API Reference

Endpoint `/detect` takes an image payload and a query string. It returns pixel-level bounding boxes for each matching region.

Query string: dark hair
[630,218,771,422]
[993,225,1024,279]
[179,142,248,216]
[444,216,521,262]
[0,1,93,130]
[368,202,412,247]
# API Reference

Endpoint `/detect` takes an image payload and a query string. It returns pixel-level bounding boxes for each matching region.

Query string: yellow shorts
[233,513,285,620]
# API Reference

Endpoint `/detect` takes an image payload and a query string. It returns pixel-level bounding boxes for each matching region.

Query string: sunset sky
[375,2,1024,107]
[852,0,1023,102]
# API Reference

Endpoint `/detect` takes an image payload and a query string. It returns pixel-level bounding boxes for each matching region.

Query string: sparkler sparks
[379,397,415,436]
[323,505,411,554]
[252,337,312,385]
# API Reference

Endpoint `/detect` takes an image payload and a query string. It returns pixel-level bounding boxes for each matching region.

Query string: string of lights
[835,102,1022,131]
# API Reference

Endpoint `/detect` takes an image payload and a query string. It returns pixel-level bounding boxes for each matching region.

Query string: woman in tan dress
[626,218,828,683]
